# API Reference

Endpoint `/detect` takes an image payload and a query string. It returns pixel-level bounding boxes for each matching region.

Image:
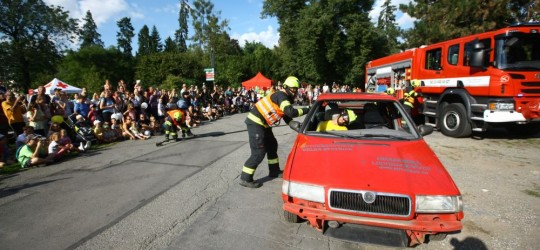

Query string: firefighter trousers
[241,122,280,182]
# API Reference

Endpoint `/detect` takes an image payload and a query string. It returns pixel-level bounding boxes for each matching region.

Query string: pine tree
[137,25,151,56]
[377,0,402,53]
[175,0,190,52]
[149,25,163,53]
[116,17,134,55]
[80,10,104,48]
[164,37,177,52]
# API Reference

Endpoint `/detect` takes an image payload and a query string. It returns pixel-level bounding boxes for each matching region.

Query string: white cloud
[233,25,279,48]
[369,0,415,30]
[44,0,141,26]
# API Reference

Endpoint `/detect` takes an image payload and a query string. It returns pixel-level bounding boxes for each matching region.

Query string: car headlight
[488,102,514,111]
[416,195,463,213]
[282,180,325,203]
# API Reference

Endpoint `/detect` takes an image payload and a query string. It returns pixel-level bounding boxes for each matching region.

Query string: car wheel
[283,210,301,223]
[439,103,472,138]
[428,233,447,241]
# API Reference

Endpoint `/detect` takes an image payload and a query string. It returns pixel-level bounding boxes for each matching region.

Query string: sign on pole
[204,68,215,81]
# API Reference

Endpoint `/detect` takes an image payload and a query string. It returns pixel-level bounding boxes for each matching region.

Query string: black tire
[283,210,301,223]
[439,103,472,138]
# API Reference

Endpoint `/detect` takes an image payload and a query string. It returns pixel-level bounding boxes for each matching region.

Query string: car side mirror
[418,125,434,136]
[289,121,301,132]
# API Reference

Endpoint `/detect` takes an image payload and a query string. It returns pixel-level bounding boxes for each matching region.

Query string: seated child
[93,120,105,143]
[58,129,78,153]
[48,132,69,161]
[17,135,54,168]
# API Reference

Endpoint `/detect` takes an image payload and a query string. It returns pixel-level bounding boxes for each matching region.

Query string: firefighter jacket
[167,109,185,126]
[247,90,308,127]
[403,88,422,108]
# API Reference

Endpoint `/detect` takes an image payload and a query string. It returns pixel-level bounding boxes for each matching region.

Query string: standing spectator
[26,102,47,136]
[0,92,10,136]
[2,91,27,136]
[99,90,115,123]
[74,95,90,118]
[29,86,51,104]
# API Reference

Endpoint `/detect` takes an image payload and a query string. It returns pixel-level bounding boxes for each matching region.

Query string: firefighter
[240,76,309,188]
[163,109,194,142]
[402,80,423,122]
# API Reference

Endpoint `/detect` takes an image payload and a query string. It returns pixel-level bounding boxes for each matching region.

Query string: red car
[282,93,463,247]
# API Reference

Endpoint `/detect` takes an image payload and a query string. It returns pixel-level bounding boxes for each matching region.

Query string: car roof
[316,92,396,102]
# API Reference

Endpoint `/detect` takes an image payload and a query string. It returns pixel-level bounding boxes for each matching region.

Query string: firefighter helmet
[283,76,300,89]
[385,87,395,95]
[173,111,182,121]
[411,79,421,87]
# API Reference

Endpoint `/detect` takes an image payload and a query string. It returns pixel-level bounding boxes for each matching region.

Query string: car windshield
[495,33,540,71]
[303,99,420,140]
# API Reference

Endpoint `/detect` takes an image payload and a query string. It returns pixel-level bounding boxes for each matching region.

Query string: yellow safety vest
[255,95,284,126]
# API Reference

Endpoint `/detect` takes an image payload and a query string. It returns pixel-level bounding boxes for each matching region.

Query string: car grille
[329,189,410,216]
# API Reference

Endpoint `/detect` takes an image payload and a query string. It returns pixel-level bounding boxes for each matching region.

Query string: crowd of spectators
[0,79,359,169]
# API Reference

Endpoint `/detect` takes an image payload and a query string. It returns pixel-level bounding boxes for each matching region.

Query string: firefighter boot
[186,129,195,137]
[172,134,180,142]
[164,134,169,142]
[268,160,282,178]
[240,167,261,188]
[182,131,186,138]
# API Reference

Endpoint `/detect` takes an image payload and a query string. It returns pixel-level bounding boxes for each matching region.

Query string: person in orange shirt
[2,91,26,135]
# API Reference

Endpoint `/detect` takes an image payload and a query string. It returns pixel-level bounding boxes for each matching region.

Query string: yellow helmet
[173,111,182,120]
[411,79,421,87]
[385,87,395,95]
[341,109,357,124]
[283,76,300,88]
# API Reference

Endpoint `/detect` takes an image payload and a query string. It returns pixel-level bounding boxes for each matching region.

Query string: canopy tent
[37,78,82,95]
[242,72,273,89]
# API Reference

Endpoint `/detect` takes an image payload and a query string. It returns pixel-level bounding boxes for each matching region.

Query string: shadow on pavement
[0,178,70,199]
[450,237,488,250]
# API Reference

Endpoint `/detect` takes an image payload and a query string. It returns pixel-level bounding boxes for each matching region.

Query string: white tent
[36,78,82,95]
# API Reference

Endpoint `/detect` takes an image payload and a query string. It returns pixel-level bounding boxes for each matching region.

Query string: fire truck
[365,23,540,138]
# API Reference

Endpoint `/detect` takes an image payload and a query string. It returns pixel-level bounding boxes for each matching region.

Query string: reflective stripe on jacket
[254,95,284,126]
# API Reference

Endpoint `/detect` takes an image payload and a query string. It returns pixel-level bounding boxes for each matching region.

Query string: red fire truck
[365,23,540,137]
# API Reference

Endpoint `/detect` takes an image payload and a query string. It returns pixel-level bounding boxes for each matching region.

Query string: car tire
[283,210,301,223]
[439,103,472,138]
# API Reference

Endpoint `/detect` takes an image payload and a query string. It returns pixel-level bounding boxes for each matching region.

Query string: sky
[43,0,415,49]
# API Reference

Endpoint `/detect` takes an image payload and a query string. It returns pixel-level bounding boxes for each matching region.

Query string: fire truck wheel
[440,103,472,138]
[283,210,301,223]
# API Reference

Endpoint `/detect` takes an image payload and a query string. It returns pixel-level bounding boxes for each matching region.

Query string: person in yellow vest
[163,109,194,142]
[316,109,357,131]
[240,76,309,188]
[402,80,422,117]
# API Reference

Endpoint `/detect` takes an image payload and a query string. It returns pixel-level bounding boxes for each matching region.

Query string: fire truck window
[464,38,491,66]
[425,48,442,70]
[448,44,460,65]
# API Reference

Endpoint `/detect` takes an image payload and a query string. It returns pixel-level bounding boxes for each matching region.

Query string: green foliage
[0,0,78,89]
[80,10,104,48]
[137,25,151,56]
[116,17,135,55]
[399,0,516,48]
[176,0,190,52]
[57,46,134,94]
[135,51,204,89]
[149,26,163,53]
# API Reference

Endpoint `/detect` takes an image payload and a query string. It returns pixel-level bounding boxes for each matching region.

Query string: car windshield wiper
[361,133,412,140]
[319,131,361,139]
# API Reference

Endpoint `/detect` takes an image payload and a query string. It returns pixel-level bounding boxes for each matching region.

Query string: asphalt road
[1,112,538,250]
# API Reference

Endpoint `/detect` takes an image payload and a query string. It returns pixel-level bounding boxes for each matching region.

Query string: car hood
[287,135,460,195]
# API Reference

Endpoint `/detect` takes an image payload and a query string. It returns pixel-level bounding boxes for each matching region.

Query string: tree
[116,17,135,56]
[0,0,78,89]
[263,0,378,85]
[164,37,177,52]
[399,0,517,48]
[377,0,403,53]
[137,25,151,56]
[175,0,190,52]
[149,25,163,53]
[80,10,104,48]
[58,46,134,94]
